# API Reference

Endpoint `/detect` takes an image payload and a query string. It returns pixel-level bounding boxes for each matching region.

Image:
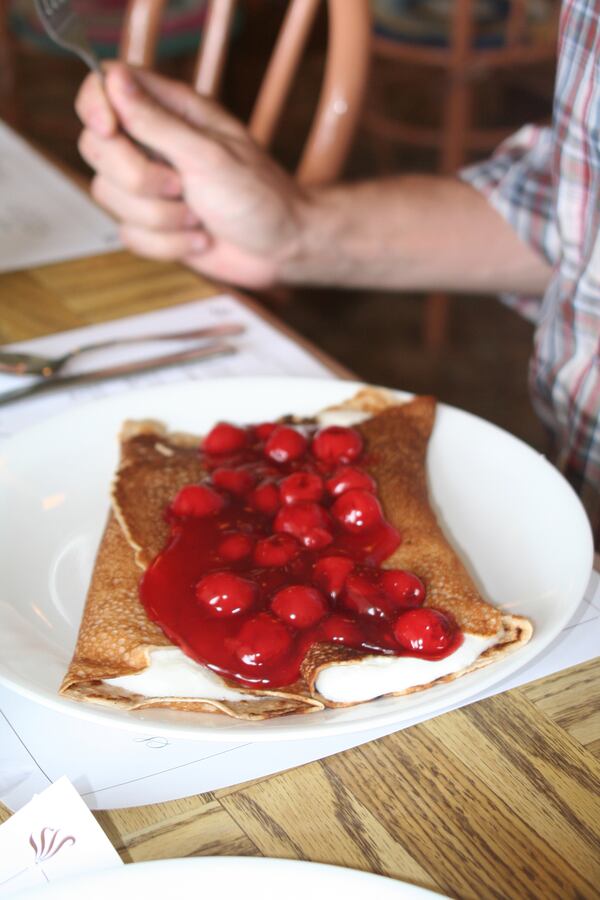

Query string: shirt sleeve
[460,124,561,266]
[459,124,561,318]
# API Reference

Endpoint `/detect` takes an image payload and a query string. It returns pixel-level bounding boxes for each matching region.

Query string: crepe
[60,389,532,718]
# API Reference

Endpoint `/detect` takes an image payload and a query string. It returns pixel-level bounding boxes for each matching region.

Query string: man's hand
[76,62,308,288]
[76,62,552,297]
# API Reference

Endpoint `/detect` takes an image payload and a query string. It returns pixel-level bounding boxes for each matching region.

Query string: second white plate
[15,857,448,899]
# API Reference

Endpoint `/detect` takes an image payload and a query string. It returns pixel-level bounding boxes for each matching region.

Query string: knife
[0,341,236,406]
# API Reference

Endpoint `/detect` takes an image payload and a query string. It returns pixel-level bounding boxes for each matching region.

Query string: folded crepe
[60,389,532,719]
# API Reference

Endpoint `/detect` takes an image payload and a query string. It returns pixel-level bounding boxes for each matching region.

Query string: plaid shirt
[461,0,600,547]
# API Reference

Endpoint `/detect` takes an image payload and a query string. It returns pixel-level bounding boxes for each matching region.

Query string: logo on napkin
[0,777,121,896]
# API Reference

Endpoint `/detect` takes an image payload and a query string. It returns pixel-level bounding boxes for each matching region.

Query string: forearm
[284,175,552,296]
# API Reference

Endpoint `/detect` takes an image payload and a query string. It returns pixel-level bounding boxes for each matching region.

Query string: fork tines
[34,0,75,35]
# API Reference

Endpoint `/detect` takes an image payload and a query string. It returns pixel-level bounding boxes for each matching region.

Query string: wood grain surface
[0,251,598,900]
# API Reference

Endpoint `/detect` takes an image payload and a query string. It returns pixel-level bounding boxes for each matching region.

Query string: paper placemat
[0,294,332,435]
[1,294,597,813]
[0,121,121,273]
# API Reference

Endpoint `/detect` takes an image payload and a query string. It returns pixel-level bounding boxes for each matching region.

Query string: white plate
[0,377,593,741]
[15,857,447,899]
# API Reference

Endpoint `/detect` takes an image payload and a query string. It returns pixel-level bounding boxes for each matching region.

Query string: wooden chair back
[119,0,371,185]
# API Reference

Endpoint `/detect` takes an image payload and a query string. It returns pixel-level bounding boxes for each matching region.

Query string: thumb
[104,64,223,171]
[124,65,246,139]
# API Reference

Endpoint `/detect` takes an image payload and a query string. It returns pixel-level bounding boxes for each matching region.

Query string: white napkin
[0,121,121,273]
[0,777,122,896]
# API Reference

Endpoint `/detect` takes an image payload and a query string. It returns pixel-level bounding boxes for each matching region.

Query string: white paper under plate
[12,857,448,899]
[0,377,593,741]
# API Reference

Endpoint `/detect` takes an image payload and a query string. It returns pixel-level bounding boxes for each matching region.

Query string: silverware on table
[0,341,236,406]
[0,323,246,377]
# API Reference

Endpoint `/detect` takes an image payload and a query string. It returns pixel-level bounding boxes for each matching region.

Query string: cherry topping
[311,426,363,465]
[212,466,255,496]
[254,534,300,567]
[234,613,292,666]
[274,502,333,549]
[326,466,376,497]
[305,528,335,550]
[344,571,392,620]
[279,471,324,505]
[332,489,384,533]
[369,524,403,565]
[271,585,327,628]
[313,555,354,599]
[393,608,455,653]
[195,572,257,616]
[380,569,426,608]
[264,425,308,464]
[141,414,460,690]
[203,422,247,455]
[171,483,225,518]
[320,614,363,646]
[217,533,254,562]
[248,480,280,516]
[254,422,278,441]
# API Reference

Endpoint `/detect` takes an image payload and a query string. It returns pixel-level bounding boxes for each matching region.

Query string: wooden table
[1,251,599,900]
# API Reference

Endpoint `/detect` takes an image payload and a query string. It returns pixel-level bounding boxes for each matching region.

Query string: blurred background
[1,0,560,450]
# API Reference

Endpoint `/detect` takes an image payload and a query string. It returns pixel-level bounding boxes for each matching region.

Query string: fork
[0,323,246,377]
[33,0,164,162]
[33,0,103,77]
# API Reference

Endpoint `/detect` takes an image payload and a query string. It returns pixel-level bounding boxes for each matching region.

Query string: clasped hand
[76,62,308,288]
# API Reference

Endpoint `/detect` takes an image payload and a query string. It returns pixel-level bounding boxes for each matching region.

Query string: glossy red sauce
[140,421,463,689]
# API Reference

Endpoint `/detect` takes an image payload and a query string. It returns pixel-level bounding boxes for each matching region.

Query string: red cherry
[235,613,292,666]
[254,463,280,481]
[343,571,392,619]
[311,426,363,465]
[254,422,278,441]
[279,471,324,505]
[217,533,254,562]
[367,523,402,566]
[271,585,328,628]
[212,466,255,496]
[171,483,225,517]
[195,572,257,616]
[393,608,455,653]
[274,502,333,549]
[304,528,334,550]
[326,466,376,497]
[320,614,363,646]
[203,422,247,455]
[331,489,383,533]
[248,480,280,516]
[313,556,354,599]
[380,570,426,608]
[254,534,300,567]
[264,425,308,463]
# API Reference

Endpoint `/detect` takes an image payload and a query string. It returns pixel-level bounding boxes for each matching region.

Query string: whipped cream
[316,409,371,427]
[106,635,496,703]
[314,634,496,703]
[106,648,261,701]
